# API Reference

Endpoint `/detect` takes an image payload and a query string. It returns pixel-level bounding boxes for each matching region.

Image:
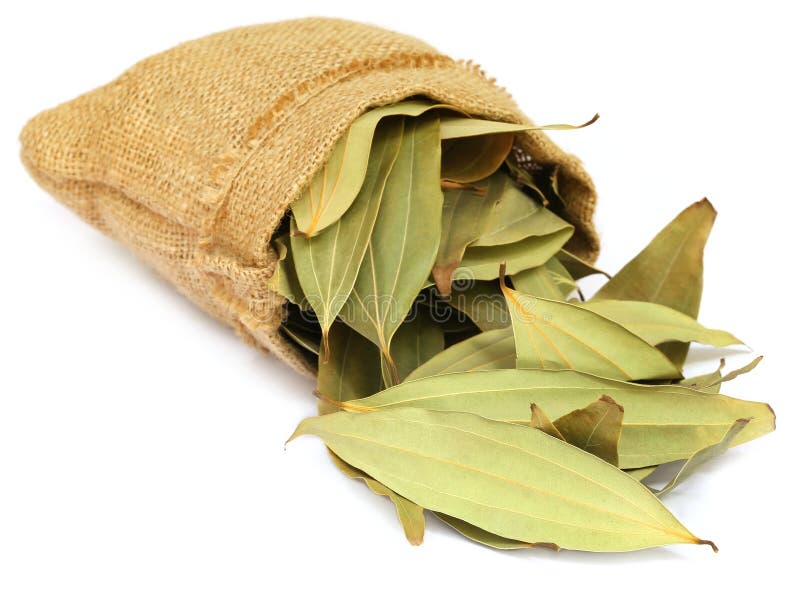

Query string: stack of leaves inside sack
[271,101,775,552]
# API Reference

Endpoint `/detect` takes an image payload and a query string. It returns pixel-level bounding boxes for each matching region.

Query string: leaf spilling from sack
[273,100,773,553]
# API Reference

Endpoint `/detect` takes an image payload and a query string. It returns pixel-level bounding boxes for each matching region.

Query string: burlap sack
[20,18,599,377]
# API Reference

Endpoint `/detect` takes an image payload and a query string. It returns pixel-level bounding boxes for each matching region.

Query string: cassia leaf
[345,368,775,468]
[500,267,682,381]
[289,407,714,552]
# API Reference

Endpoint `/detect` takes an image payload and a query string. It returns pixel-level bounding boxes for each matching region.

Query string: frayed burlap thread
[20,18,599,377]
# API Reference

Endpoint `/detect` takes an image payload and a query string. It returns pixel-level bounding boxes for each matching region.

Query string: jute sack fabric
[20,18,599,377]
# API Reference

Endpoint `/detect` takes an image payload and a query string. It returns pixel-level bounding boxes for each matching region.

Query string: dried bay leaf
[433,173,504,295]
[342,116,443,384]
[268,235,305,306]
[443,325,483,348]
[291,101,457,236]
[317,321,382,415]
[441,133,514,184]
[511,257,577,300]
[500,267,682,381]
[318,324,424,543]
[327,450,425,545]
[434,513,534,550]
[556,249,610,280]
[680,361,726,393]
[471,175,573,247]
[580,300,742,348]
[704,356,763,388]
[439,114,599,140]
[405,328,515,380]
[445,280,510,332]
[552,395,624,466]
[280,324,321,356]
[455,229,573,282]
[289,407,714,552]
[593,199,717,368]
[346,368,776,468]
[626,466,659,482]
[676,357,761,395]
[291,118,404,351]
[504,156,561,209]
[439,116,600,183]
[440,117,596,186]
[418,288,478,333]
[280,304,322,355]
[390,312,446,383]
[529,403,565,441]
[651,419,750,497]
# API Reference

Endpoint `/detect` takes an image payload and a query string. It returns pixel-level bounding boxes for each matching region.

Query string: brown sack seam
[196,51,456,251]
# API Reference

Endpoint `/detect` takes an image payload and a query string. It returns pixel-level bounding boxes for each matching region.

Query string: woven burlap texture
[20,18,599,377]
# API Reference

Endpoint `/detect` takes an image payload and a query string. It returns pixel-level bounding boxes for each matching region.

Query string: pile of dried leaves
[269,101,774,552]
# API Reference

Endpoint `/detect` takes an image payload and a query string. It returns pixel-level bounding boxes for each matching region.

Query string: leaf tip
[433,263,458,297]
[697,197,717,214]
[285,418,313,447]
[581,113,600,128]
[598,394,623,413]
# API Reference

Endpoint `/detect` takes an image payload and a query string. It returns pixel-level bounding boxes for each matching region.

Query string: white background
[1,1,797,587]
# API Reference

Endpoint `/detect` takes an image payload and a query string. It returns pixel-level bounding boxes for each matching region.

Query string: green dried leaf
[433,173,504,295]
[328,450,425,545]
[680,360,726,393]
[511,257,577,300]
[593,199,717,368]
[280,324,320,356]
[445,280,510,332]
[455,230,573,282]
[289,407,714,552]
[678,357,762,395]
[705,356,763,388]
[500,268,681,380]
[268,234,305,306]
[419,290,478,333]
[434,513,534,550]
[555,249,610,280]
[342,116,443,384]
[580,300,743,348]
[390,312,446,383]
[529,403,565,441]
[291,101,455,236]
[406,328,515,380]
[552,395,624,466]
[439,116,598,184]
[504,157,563,209]
[291,118,404,349]
[441,133,515,183]
[317,324,424,543]
[439,114,599,140]
[651,419,750,497]
[317,321,382,415]
[626,466,659,482]
[471,174,573,247]
[346,368,775,468]
[280,304,322,354]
